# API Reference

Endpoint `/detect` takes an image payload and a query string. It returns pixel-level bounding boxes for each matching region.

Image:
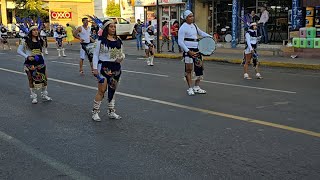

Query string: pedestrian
[160,21,170,52]
[17,25,52,104]
[178,10,211,96]
[171,20,181,53]
[250,10,260,23]
[144,24,155,66]
[243,22,263,80]
[91,19,125,121]
[258,6,269,44]
[73,17,95,75]
[54,26,66,57]
[0,26,12,50]
[40,24,49,54]
[133,19,143,50]
[65,23,74,45]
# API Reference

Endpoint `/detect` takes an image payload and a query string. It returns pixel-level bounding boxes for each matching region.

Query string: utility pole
[156,0,160,53]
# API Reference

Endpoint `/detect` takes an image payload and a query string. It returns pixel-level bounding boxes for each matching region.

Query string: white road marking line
[0,131,92,180]
[202,80,297,94]
[122,70,169,77]
[51,61,86,66]
[0,67,318,138]
[50,61,168,77]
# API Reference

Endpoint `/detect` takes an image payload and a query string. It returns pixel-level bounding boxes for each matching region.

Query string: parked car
[99,17,135,40]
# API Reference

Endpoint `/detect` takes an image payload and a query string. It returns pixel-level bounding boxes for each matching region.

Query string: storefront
[135,0,186,34]
[46,0,94,27]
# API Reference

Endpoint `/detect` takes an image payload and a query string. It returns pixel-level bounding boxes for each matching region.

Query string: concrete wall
[48,1,94,27]
[194,0,209,33]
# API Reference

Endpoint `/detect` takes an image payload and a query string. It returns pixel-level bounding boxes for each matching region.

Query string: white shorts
[244,48,253,55]
[184,56,194,64]
[80,48,87,59]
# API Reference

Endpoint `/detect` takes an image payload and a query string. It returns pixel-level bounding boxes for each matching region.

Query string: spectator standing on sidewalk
[160,21,170,52]
[133,19,143,50]
[171,21,181,53]
[65,23,74,45]
[258,6,269,44]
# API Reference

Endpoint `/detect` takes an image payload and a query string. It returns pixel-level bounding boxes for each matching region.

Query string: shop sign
[135,0,183,6]
[291,0,304,30]
[51,11,72,20]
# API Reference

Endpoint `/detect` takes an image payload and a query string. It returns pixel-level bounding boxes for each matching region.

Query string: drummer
[178,10,212,96]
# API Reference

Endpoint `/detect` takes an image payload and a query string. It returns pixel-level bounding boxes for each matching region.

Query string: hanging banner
[231,0,238,48]
[292,0,304,30]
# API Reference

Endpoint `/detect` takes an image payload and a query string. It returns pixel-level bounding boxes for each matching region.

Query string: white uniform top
[40,30,47,37]
[17,40,42,59]
[245,29,258,52]
[144,31,154,44]
[178,23,211,52]
[79,26,91,43]
[93,40,125,69]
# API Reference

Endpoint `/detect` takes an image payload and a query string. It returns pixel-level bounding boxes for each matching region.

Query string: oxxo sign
[51,11,72,20]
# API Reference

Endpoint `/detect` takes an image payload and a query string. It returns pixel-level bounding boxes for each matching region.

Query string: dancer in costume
[178,10,211,96]
[0,26,12,50]
[144,24,155,66]
[73,18,95,74]
[17,25,52,104]
[65,23,74,45]
[40,24,48,54]
[243,22,263,80]
[54,26,66,57]
[91,19,125,121]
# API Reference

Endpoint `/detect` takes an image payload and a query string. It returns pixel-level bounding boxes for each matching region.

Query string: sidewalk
[8,38,320,70]
[124,39,320,70]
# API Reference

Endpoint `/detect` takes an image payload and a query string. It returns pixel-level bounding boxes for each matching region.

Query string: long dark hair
[25,29,44,50]
[98,20,121,48]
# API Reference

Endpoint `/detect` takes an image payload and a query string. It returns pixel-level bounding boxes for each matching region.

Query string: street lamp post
[156,0,160,53]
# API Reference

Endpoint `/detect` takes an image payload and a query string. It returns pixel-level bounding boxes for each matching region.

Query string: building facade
[0,0,94,28]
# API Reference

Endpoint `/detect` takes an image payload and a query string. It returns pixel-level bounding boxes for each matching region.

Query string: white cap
[181,10,193,20]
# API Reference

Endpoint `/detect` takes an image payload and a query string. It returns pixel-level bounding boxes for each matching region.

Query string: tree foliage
[106,0,121,17]
[13,0,48,20]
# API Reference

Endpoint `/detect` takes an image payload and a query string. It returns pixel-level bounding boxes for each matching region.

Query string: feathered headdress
[15,16,43,34]
[85,15,103,29]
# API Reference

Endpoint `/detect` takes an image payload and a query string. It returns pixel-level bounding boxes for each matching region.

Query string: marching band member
[17,25,52,104]
[91,19,125,121]
[40,25,48,54]
[178,10,211,96]
[73,18,95,74]
[243,22,263,80]
[54,26,66,57]
[144,24,155,66]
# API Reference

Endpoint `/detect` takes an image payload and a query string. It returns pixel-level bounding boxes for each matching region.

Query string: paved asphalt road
[0,47,319,179]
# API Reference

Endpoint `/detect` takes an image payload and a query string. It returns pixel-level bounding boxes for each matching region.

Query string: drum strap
[184,38,199,42]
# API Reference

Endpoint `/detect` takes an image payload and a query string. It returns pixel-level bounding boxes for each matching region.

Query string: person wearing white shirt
[40,25,49,54]
[91,19,125,121]
[258,6,269,44]
[0,26,11,50]
[144,24,155,66]
[178,10,211,96]
[243,23,263,80]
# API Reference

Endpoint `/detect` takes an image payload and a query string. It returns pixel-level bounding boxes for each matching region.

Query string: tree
[13,0,48,20]
[106,0,121,17]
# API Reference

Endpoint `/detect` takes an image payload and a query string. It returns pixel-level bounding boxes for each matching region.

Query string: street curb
[154,53,320,70]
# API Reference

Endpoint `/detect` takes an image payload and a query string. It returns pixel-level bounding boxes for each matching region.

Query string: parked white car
[99,17,135,40]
